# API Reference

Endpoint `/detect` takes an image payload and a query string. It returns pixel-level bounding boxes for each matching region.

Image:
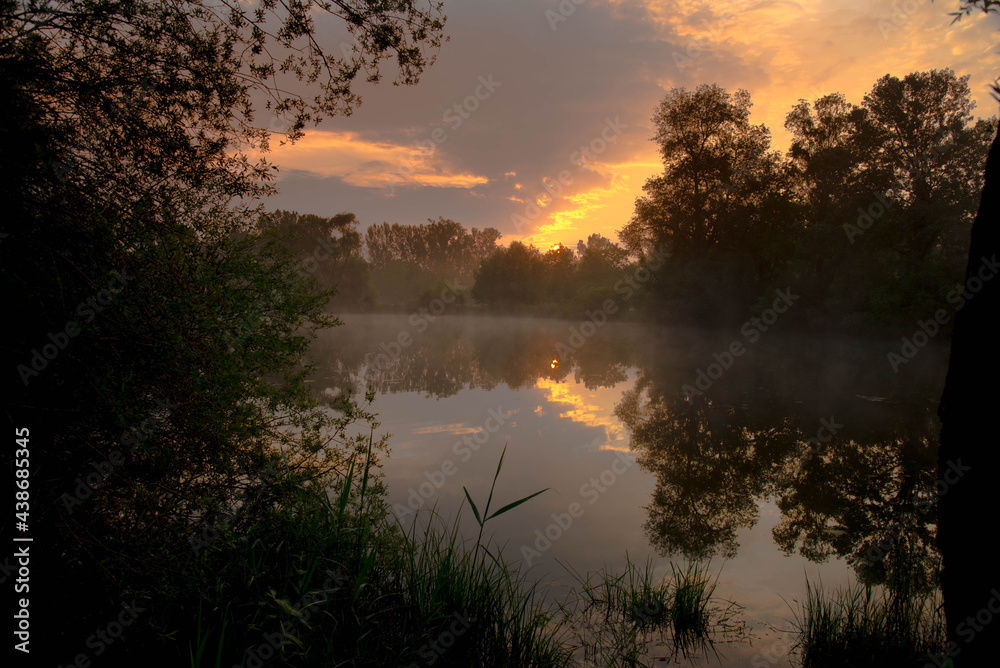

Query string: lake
[308,313,950,666]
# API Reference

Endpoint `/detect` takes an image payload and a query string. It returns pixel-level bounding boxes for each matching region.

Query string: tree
[364,218,499,305]
[785,93,877,221]
[542,242,576,302]
[620,84,783,258]
[471,241,546,308]
[936,118,998,668]
[863,70,994,263]
[618,84,801,323]
[259,209,376,309]
[3,0,445,652]
[781,71,994,328]
[468,225,504,271]
[576,233,628,272]
[935,3,1000,663]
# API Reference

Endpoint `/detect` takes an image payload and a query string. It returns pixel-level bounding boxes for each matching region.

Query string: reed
[792,545,946,667]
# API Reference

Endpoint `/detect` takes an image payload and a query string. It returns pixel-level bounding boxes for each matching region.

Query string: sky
[255,0,1000,250]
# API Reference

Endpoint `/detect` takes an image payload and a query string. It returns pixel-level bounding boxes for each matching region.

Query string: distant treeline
[266,68,994,333]
[258,212,501,311]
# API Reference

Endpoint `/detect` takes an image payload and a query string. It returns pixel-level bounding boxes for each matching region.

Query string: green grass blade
[486,488,550,521]
[336,457,355,523]
[358,428,373,509]
[482,442,509,521]
[463,486,483,527]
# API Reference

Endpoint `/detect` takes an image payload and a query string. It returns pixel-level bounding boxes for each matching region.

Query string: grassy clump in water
[792,543,946,667]
[669,561,720,642]
[567,555,741,667]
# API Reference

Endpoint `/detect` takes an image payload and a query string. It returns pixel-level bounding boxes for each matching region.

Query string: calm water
[309,314,950,666]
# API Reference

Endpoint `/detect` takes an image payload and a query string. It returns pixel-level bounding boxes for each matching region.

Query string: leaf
[493,443,508,481]
[337,457,355,519]
[463,486,483,527]
[481,441,509,521]
[486,488,550,521]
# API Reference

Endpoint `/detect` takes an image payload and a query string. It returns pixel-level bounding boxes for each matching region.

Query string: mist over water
[310,313,952,665]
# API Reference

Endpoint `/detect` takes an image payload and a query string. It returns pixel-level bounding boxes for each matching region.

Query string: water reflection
[311,314,949,585]
[614,391,795,560]
[310,314,638,396]
[616,361,943,588]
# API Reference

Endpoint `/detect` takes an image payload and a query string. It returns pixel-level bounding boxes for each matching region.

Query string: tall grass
[138,435,571,667]
[792,543,946,667]
[565,555,739,667]
[130,423,945,668]
[669,561,719,641]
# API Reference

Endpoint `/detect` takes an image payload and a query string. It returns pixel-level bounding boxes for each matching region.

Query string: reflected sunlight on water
[309,313,951,666]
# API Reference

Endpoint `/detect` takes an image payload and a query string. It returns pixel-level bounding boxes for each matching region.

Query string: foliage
[3,0,445,651]
[129,426,572,667]
[566,556,738,667]
[472,241,548,308]
[792,545,946,668]
[258,209,376,310]
[614,71,993,330]
[620,85,793,260]
[364,218,500,306]
[470,237,638,316]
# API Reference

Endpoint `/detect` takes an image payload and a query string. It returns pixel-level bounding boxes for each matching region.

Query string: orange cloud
[511,160,660,248]
[535,377,629,450]
[633,0,1000,150]
[411,423,482,435]
[248,130,489,191]
[515,1,999,244]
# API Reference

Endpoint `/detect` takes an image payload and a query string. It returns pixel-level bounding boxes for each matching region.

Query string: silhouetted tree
[472,241,547,308]
[258,210,375,309]
[3,0,445,654]
[620,85,787,258]
[364,219,499,305]
[936,129,998,666]
[935,8,999,656]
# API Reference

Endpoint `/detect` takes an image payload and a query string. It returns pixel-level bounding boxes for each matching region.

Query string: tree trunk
[937,119,999,665]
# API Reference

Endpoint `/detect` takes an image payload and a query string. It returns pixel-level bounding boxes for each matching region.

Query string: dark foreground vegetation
[4,0,998,666]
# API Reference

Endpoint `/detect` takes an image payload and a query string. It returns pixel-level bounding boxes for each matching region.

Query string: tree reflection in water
[615,334,945,589]
[311,315,949,585]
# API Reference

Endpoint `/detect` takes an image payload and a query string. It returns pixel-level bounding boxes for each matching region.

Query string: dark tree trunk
[937,120,1000,665]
